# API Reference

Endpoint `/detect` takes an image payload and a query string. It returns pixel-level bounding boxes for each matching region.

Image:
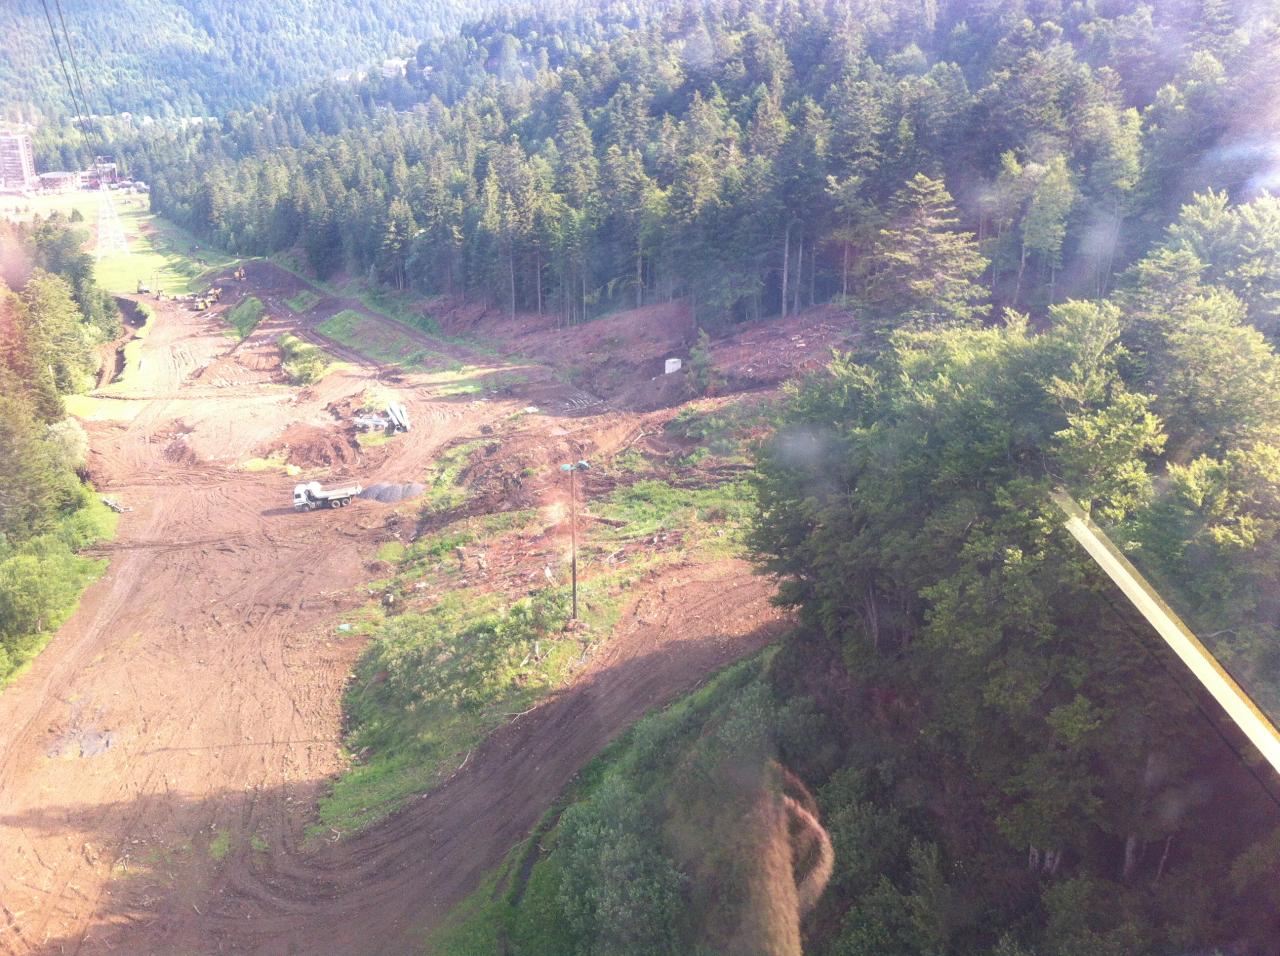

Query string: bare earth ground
[0,265,790,954]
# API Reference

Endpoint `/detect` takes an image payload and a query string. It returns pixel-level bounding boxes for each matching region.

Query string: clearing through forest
[0,262,809,954]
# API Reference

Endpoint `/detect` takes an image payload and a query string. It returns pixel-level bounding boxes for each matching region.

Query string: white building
[0,131,37,192]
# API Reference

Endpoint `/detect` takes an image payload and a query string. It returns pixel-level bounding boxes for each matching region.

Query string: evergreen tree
[866,173,989,331]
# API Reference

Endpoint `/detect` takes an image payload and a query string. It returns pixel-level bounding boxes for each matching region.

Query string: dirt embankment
[0,262,798,955]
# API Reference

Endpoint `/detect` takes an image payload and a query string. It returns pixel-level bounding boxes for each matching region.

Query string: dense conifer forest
[111,0,1280,331]
[0,0,497,122]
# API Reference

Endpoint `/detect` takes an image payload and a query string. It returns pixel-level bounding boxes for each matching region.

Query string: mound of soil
[162,437,198,464]
[155,421,198,464]
[269,423,360,470]
[360,482,426,503]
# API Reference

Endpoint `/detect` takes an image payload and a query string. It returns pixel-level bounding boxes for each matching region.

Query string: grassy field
[269,251,501,358]
[116,303,154,386]
[0,191,233,295]
[313,539,656,840]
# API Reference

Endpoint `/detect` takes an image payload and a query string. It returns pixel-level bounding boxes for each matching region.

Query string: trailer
[293,480,362,511]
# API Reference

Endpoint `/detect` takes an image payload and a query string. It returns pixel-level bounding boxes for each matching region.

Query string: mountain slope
[0,0,494,121]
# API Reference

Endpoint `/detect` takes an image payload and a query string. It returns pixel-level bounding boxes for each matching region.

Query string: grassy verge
[268,253,501,358]
[593,478,755,556]
[225,297,266,339]
[240,452,301,476]
[422,441,485,514]
[63,394,143,422]
[426,367,528,398]
[664,396,779,466]
[114,302,154,388]
[356,429,396,448]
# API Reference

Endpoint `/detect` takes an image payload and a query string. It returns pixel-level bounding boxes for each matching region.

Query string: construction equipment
[354,403,410,433]
[234,266,246,281]
[386,401,411,432]
[293,480,362,511]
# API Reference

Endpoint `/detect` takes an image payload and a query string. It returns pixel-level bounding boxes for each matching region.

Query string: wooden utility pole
[560,460,589,619]
[569,464,579,619]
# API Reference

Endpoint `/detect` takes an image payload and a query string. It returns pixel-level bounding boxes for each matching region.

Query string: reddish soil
[441,296,860,410]
[265,423,363,472]
[0,263,796,954]
[709,306,860,390]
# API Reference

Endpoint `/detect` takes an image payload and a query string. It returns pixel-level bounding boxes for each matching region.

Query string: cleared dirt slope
[0,265,789,954]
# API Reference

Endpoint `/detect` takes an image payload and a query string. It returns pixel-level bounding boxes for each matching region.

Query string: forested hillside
[127,0,1280,328]
[0,0,499,123]
[0,215,120,683]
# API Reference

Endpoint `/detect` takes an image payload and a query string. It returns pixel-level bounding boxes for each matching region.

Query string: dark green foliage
[745,245,1280,950]
[1,0,505,123]
[0,220,117,685]
[100,0,1278,330]
[685,328,720,396]
[555,776,684,956]
[865,173,989,331]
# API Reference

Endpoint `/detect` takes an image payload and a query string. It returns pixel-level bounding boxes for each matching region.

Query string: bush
[686,328,722,397]
[556,776,684,956]
[0,533,106,683]
[278,333,329,384]
[46,418,89,473]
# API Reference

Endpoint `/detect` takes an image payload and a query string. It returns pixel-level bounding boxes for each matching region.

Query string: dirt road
[0,266,781,954]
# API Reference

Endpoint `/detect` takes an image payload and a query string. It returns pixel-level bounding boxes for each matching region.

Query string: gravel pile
[360,482,426,503]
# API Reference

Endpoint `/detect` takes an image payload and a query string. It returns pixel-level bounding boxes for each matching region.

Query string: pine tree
[867,173,989,332]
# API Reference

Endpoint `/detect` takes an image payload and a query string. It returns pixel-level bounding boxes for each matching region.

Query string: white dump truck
[293,480,362,511]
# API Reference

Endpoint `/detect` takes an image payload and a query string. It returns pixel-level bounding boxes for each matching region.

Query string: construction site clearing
[0,259,844,954]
